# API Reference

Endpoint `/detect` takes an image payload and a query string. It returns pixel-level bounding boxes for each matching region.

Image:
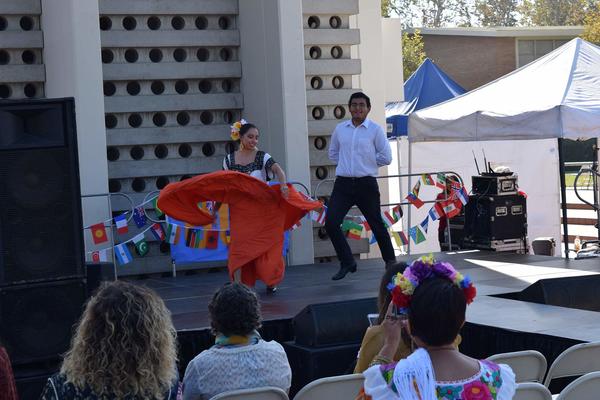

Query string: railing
[312,171,464,255]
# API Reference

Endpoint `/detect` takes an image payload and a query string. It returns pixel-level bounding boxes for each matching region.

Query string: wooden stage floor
[131,250,600,343]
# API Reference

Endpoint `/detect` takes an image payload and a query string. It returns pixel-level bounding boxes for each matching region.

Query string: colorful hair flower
[387,254,476,314]
[230,118,248,141]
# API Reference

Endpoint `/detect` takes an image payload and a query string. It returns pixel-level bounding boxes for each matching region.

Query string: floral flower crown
[230,118,248,141]
[387,255,476,314]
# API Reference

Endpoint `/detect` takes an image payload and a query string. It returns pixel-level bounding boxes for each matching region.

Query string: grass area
[565,173,595,188]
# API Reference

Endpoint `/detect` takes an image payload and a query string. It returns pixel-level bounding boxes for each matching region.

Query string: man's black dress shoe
[266,286,277,294]
[331,264,357,280]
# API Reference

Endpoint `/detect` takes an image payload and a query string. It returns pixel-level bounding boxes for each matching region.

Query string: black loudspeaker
[0,279,86,365]
[0,98,84,285]
[464,194,527,242]
[519,275,600,312]
[86,262,116,296]
[283,341,360,396]
[293,298,377,347]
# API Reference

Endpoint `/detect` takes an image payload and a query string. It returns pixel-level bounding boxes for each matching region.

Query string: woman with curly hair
[40,281,179,400]
[182,283,291,399]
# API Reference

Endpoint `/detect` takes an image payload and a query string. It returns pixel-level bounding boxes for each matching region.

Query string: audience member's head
[61,281,177,399]
[409,277,466,346]
[377,262,408,324]
[209,283,261,336]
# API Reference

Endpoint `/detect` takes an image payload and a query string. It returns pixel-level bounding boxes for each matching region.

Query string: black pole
[593,141,599,240]
[558,138,569,258]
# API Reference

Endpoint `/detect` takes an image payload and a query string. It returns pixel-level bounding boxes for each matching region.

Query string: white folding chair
[543,342,600,388]
[293,374,365,400]
[210,386,289,400]
[556,371,600,400]
[487,350,547,383]
[513,382,552,400]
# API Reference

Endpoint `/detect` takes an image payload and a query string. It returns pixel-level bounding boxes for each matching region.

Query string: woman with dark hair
[40,281,179,400]
[0,345,18,400]
[362,257,516,400]
[182,283,291,399]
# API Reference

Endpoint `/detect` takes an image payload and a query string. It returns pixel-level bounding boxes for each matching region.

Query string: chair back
[556,371,600,400]
[293,374,364,400]
[543,342,600,387]
[513,382,552,400]
[487,350,547,382]
[210,386,289,400]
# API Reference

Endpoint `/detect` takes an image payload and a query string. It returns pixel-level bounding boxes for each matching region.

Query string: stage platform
[129,250,600,391]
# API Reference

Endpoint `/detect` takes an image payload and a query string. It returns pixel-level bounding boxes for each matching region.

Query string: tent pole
[407,140,412,255]
[558,138,569,258]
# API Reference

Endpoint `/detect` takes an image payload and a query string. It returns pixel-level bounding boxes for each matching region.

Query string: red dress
[158,171,321,287]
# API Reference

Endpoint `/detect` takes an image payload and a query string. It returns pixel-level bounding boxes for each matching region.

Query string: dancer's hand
[280,185,289,199]
[381,302,404,352]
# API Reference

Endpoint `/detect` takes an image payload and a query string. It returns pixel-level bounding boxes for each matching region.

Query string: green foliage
[403,30,427,80]
[519,0,592,26]
[582,3,600,43]
[474,0,519,26]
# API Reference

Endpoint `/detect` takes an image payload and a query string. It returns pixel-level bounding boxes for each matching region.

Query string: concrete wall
[382,18,404,104]
[238,0,314,265]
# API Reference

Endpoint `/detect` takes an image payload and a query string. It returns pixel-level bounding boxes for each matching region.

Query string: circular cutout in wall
[334,106,346,119]
[171,16,185,30]
[149,48,163,62]
[103,82,116,96]
[195,16,208,30]
[128,113,143,128]
[124,49,139,63]
[309,46,322,59]
[156,176,170,189]
[122,16,136,30]
[219,48,231,61]
[107,146,120,161]
[99,16,112,30]
[22,50,36,64]
[331,46,343,59]
[307,16,320,29]
[173,48,187,62]
[314,136,327,150]
[317,227,328,239]
[147,16,161,30]
[332,75,345,89]
[218,16,230,29]
[329,16,342,29]
[151,81,165,95]
[315,166,328,180]
[0,50,10,65]
[105,114,117,129]
[23,83,37,98]
[222,79,233,93]
[0,84,12,99]
[131,178,146,192]
[152,112,166,127]
[198,80,212,93]
[108,179,121,193]
[197,48,209,61]
[126,81,141,96]
[20,16,34,31]
[101,49,113,64]
[154,144,168,159]
[0,16,8,31]
[310,76,323,90]
[223,110,234,124]
[175,80,189,94]
[202,143,216,157]
[312,106,324,120]
[177,111,190,126]
[178,143,192,158]
[130,145,145,160]
[200,111,213,125]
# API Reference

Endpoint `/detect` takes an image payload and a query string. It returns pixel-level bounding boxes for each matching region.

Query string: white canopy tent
[406,38,600,256]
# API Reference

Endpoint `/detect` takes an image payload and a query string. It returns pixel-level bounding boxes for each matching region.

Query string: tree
[519,0,593,26]
[403,30,427,80]
[381,0,473,27]
[582,3,600,43]
[474,0,519,26]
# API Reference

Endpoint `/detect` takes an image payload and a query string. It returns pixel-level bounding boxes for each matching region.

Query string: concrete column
[238,0,314,265]
[41,0,111,245]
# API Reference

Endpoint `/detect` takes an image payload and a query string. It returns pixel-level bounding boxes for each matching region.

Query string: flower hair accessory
[387,255,476,314]
[230,118,248,141]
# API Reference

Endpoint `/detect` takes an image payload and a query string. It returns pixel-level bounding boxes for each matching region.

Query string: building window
[517,39,569,68]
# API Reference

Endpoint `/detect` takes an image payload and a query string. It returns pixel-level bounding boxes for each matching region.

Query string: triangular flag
[399,231,409,245]
[310,206,327,224]
[153,197,164,217]
[421,174,435,185]
[359,216,371,232]
[436,173,447,189]
[409,226,427,245]
[132,206,147,228]
[347,223,363,240]
[205,230,219,249]
[392,205,403,221]
[291,220,302,230]
[420,216,429,233]
[405,192,425,209]
[133,234,148,256]
[381,211,396,228]
[391,231,409,247]
[150,223,165,241]
[91,249,108,262]
[456,186,469,205]
[428,203,444,221]
[369,233,378,245]
[114,214,128,234]
[165,223,180,245]
[115,243,133,265]
[341,219,355,232]
[90,222,108,244]
[412,180,421,196]
[442,200,461,219]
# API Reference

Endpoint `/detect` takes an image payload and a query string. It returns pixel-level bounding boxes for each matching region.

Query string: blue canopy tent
[386,58,466,137]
